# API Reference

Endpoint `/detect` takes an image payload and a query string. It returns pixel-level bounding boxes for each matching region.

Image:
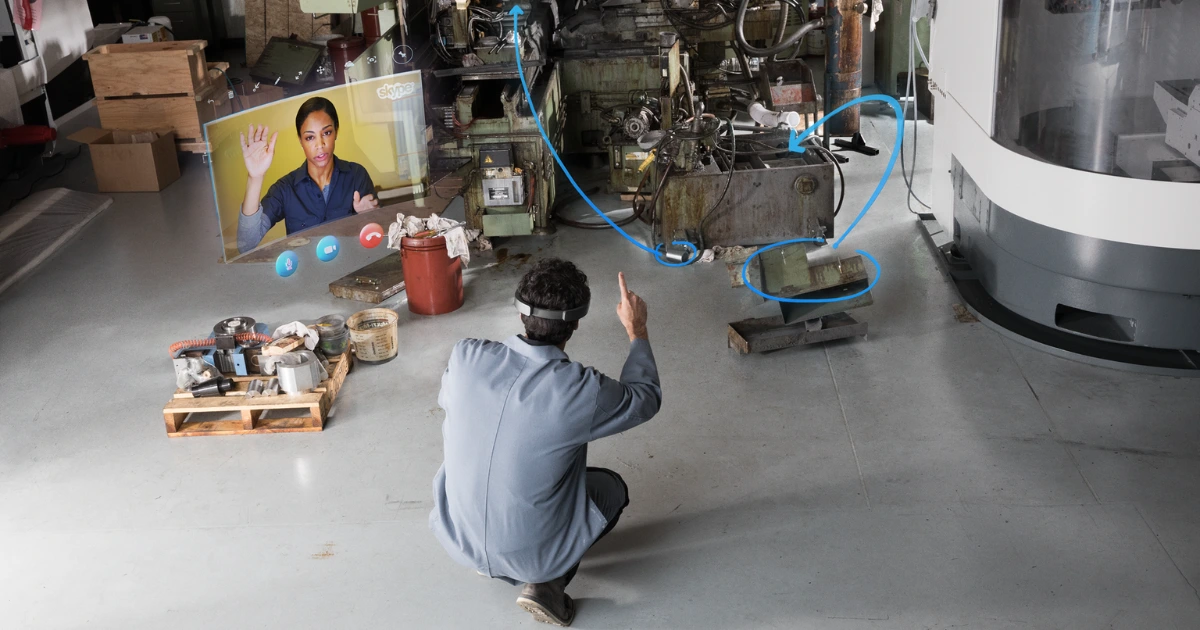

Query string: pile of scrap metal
[423,0,876,351]
[169,316,349,397]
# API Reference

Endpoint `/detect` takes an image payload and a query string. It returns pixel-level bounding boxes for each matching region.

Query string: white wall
[34,0,94,81]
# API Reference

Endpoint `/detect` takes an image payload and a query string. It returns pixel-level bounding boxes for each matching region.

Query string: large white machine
[925,0,1200,365]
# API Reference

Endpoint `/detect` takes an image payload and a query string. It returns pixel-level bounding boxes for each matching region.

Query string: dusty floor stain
[952,303,979,323]
[312,542,336,559]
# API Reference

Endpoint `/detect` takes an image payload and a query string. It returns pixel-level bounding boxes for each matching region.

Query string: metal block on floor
[728,312,868,354]
[758,248,869,298]
[778,278,874,324]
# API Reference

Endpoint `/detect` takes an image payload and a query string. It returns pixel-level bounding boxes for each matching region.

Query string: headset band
[515,293,590,322]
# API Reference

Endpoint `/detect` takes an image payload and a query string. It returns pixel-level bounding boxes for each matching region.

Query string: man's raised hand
[616,272,649,342]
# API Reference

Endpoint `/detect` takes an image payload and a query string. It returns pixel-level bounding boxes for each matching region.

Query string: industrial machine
[413,0,879,349]
[426,0,561,236]
[423,0,871,246]
[925,0,1200,369]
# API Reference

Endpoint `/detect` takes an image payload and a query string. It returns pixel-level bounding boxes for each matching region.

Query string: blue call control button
[316,236,340,262]
[276,251,299,277]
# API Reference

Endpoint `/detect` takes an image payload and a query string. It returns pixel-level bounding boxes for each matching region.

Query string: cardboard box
[120,25,169,45]
[68,128,181,192]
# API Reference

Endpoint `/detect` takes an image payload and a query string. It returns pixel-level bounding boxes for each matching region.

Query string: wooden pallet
[162,351,351,437]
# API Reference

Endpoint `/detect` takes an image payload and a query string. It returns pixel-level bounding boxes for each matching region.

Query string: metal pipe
[824,0,864,137]
[735,0,828,58]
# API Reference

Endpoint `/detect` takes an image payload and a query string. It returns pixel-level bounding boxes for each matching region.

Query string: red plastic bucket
[401,236,464,315]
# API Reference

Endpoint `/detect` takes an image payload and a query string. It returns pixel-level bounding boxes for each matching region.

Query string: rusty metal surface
[825,0,862,136]
[728,312,867,354]
[764,58,819,114]
[658,152,835,248]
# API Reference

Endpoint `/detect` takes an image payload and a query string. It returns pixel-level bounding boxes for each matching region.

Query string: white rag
[272,321,319,351]
[426,213,459,232]
[403,214,426,235]
[386,213,480,262]
[443,226,471,265]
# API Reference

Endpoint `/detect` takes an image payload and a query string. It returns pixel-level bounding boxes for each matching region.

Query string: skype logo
[377,82,417,101]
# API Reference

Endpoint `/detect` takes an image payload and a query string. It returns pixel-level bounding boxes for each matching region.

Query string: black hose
[735,0,827,58]
[699,119,738,242]
[811,145,845,217]
[551,186,649,230]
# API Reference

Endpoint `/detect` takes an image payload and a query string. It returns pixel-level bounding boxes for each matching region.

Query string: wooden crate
[162,352,351,437]
[84,41,211,99]
[96,81,232,145]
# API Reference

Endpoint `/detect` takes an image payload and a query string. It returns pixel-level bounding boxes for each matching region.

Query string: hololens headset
[514,291,590,322]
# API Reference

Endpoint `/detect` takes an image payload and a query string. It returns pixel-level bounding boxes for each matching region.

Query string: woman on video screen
[236,97,379,253]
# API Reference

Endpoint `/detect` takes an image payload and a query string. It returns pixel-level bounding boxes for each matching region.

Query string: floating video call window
[205,71,427,262]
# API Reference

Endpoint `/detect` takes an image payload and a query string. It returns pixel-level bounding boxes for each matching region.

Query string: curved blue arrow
[511,7,903,301]
[788,95,904,249]
[510,7,697,266]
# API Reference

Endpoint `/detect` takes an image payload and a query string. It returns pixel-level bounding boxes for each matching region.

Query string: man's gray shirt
[430,335,661,584]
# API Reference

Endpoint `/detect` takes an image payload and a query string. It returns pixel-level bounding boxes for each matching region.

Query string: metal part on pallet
[277,354,320,394]
[213,316,257,349]
[189,377,234,398]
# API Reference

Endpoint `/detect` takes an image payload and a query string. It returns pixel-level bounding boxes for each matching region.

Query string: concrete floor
[2,101,1199,630]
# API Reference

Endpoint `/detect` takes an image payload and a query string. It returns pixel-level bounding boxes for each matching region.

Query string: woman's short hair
[295,97,339,134]
[517,258,590,346]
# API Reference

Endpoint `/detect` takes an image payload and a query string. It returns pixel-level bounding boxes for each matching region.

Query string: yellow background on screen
[205,72,426,260]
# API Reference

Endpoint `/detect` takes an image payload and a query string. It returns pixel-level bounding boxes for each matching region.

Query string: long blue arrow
[787,94,904,249]
[509,6,697,267]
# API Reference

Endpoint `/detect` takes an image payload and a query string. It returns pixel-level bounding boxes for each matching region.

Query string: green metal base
[482,213,534,237]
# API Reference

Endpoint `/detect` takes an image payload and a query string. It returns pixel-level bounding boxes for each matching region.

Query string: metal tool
[277,354,319,394]
[213,316,257,350]
[189,377,234,398]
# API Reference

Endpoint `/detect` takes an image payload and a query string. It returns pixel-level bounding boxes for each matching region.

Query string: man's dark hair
[517,258,590,346]
[295,97,340,134]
